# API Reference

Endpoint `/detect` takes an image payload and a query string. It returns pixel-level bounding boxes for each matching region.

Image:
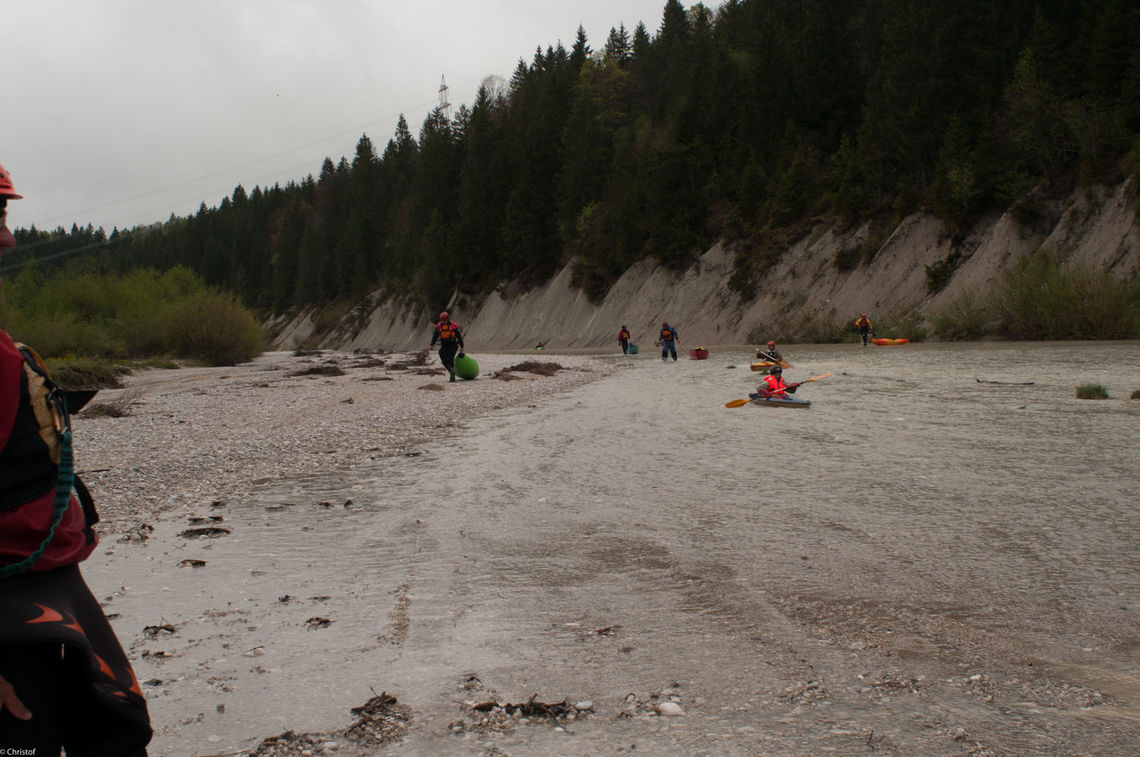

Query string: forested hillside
[11,0,1140,314]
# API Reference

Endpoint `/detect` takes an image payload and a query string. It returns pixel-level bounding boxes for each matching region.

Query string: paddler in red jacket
[756,364,801,398]
[0,163,151,754]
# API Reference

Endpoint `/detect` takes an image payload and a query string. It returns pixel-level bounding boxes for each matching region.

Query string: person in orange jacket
[755,364,801,398]
[854,313,873,346]
[429,311,465,382]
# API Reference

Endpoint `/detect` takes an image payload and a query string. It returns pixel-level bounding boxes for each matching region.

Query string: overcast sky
[4,1,668,233]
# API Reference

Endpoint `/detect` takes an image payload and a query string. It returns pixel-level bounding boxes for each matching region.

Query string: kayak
[749,392,812,408]
[689,347,709,360]
[453,352,479,380]
[871,338,909,346]
[627,344,639,355]
[750,360,792,371]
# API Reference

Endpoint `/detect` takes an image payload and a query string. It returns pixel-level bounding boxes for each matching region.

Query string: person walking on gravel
[430,311,465,382]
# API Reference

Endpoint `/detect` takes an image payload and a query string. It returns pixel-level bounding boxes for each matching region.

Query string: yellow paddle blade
[802,371,832,383]
[724,398,750,408]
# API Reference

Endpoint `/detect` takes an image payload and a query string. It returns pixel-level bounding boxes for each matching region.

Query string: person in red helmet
[429,310,465,382]
[0,164,22,250]
[658,321,679,361]
[853,312,873,346]
[0,164,152,753]
[756,340,783,362]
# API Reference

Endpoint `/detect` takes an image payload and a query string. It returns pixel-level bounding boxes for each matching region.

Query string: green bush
[930,291,993,340]
[1130,389,1140,400]
[2,265,262,365]
[924,250,962,294]
[994,251,1140,339]
[44,357,130,389]
[1076,384,1109,399]
[162,291,264,366]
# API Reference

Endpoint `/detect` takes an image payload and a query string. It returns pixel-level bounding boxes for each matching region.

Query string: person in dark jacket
[0,163,151,755]
[618,325,631,354]
[756,340,782,362]
[658,322,678,361]
[430,311,465,382]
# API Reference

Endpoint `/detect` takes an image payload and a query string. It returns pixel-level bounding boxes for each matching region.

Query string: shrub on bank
[1076,384,1109,399]
[163,291,264,366]
[994,252,1140,339]
[1131,389,1140,399]
[2,266,264,366]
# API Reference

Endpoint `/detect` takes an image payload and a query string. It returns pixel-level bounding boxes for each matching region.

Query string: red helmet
[439,311,449,320]
[662,322,668,327]
[0,163,23,199]
[767,341,775,347]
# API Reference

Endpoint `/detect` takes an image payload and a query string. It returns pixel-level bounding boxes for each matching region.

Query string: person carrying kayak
[0,163,152,755]
[854,313,873,346]
[756,340,782,362]
[756,364,800,398]
[429,311,464,382]
[658,322,678,361]
[617,325,631,354]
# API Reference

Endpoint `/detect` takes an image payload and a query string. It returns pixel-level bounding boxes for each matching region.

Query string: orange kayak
[750,360,792,371]
[689,348,709,360]
[871,338,909,346]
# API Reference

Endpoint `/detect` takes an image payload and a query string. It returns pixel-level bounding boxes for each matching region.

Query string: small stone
[575,700,594,711]
[657,702,685,717]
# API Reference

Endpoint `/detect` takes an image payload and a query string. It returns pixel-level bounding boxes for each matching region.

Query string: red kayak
[689,348,709,360]
[871,338,909,346]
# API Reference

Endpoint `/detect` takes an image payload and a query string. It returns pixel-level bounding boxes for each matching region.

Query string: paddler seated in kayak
[756,340,782,362]
[755,364,800,398]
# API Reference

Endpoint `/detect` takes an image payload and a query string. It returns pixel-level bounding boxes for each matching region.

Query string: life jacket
[660,327,674,341]
[855,317,871,329]
[436,320,459,341]
[764,375,788,394]
[0,335,97,577]
[618,329,630,340]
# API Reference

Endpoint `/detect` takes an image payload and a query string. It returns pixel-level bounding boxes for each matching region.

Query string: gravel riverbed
[75,350,614,536]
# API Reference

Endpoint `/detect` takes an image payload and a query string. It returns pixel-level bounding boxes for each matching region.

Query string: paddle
[723,372,831,407]
[750,344,780,362]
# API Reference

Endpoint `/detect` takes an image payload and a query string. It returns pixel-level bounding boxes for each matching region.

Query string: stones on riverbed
[120,522,154,543]
[179,526,231,539]
[178,559,207,568]
[455,695,593,734]
[618,688,687,719]
[780,680,828,705]
[247,692,413,753]
[289,364,346,377]
[305,616,334,629]
[345,692,412,746]
[187,514,224,524]
[143,622,177,637]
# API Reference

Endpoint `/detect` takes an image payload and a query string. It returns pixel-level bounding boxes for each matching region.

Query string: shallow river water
[89,341,1139,756]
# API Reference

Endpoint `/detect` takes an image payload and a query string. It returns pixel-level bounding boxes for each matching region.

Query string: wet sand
[78,343,1140,756]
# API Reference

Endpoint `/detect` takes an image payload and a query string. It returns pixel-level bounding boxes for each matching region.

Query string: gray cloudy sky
[4,0,667,233]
